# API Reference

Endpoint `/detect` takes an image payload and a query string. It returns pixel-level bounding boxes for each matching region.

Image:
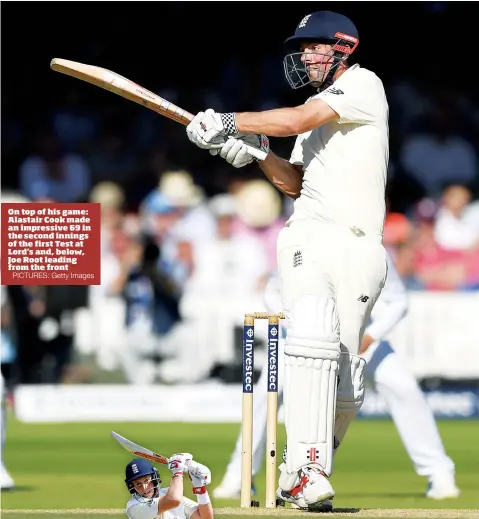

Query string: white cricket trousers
[363,340,455,477]
[277,220,388,355]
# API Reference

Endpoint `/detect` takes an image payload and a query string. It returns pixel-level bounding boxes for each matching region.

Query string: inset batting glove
[188,461,212,490]
[168,453,193,477]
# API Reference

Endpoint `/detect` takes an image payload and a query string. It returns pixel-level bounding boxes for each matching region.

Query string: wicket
[241,312,285,508]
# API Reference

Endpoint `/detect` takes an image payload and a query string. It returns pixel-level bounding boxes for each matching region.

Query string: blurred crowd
[2,53,479,387]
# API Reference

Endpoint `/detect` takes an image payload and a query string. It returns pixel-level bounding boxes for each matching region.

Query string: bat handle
[243,143,268,162]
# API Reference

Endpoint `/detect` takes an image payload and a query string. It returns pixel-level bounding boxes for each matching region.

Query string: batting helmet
[283,11,359,90]
[125,458,161,500]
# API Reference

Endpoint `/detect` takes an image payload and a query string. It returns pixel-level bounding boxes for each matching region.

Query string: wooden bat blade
[50,58,268,162]
[111,431,169,465]
[50,58,193,125]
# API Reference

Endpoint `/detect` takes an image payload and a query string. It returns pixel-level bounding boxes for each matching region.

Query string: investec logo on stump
[268,326,278,392]
[243,326,254,393]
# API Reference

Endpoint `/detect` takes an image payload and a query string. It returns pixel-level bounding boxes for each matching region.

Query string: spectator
[434,183,479,250]
[399,99,478,199]
[141,170,216,289]
[89,181,126,256]
[19,131,91,202]
[233,179,286,273]
[183,193,269,299]
[109,233,181,384]
[411,199,479,291]
[158,193,270,384]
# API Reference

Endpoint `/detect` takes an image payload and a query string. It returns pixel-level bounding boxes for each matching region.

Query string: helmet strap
[317,52,346,92]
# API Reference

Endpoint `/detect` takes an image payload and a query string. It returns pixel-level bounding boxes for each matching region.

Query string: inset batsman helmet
[283,11,359,90]
[125,458,161,501]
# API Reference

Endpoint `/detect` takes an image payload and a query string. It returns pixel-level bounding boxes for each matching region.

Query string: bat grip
[244,144,268,162]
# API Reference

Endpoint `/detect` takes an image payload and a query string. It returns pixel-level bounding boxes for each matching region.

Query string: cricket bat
[111,431,170,465]
[50,58,267,160]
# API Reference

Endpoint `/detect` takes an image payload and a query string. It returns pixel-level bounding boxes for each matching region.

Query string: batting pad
[283,352,339,477]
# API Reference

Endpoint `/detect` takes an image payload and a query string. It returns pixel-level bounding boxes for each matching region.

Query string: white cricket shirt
[126,488,198,519]
[288,64,389,237]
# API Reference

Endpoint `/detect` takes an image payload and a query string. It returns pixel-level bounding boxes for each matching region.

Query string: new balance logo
[293,250,302,267]
[357,294,369,303]
[324,87,344,95]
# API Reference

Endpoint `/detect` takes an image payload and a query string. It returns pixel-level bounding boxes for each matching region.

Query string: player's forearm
[365,299,408,344]
[159,475,183,511]
[235,107,306,137]
[234,99,337,137]
[259,151,303,199]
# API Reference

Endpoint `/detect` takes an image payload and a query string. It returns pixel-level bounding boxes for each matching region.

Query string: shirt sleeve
[182,496,199,519]
[126,498,160,519]
[365,254,408,342]
[314,68,385,125]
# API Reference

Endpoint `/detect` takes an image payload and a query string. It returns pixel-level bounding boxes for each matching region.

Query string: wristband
[172,472,184,479]
[220,113,238,134]
[193,488,210,505]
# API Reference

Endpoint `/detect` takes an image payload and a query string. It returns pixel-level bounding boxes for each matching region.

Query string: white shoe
[426,473,460,499]
[276,466,334,510]
[0,464,15,490]
[276,488,334,511]
[276,486,308,509]
[300,466,335,505]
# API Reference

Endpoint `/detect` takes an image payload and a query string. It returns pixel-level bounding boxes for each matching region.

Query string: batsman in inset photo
[124,453,214,519]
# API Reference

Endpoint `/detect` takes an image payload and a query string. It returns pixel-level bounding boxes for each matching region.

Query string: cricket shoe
[0,463,15,491]
[298,466,335,506]
[426,473,460,499]
[277,465,334,510]
[276,488,333,512]
[276,487,308,509]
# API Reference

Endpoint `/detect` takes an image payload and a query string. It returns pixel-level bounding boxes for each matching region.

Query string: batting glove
[186,109,230,150]
[168,453,192,477]
[210,134,270,167]
[188,461,212,496]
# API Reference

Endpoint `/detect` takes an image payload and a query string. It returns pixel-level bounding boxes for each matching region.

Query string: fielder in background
[1,374,15,490]
[213,253,460,507]
[125,454,214,519]
[187,10,389,507]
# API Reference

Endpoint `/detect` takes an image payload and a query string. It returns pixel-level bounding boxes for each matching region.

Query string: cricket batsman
[125,454,214,519]
[186,10,389,507]
[213,254,460,509]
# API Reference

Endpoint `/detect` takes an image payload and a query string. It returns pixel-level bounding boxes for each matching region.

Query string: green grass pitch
[1,417,478,519]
